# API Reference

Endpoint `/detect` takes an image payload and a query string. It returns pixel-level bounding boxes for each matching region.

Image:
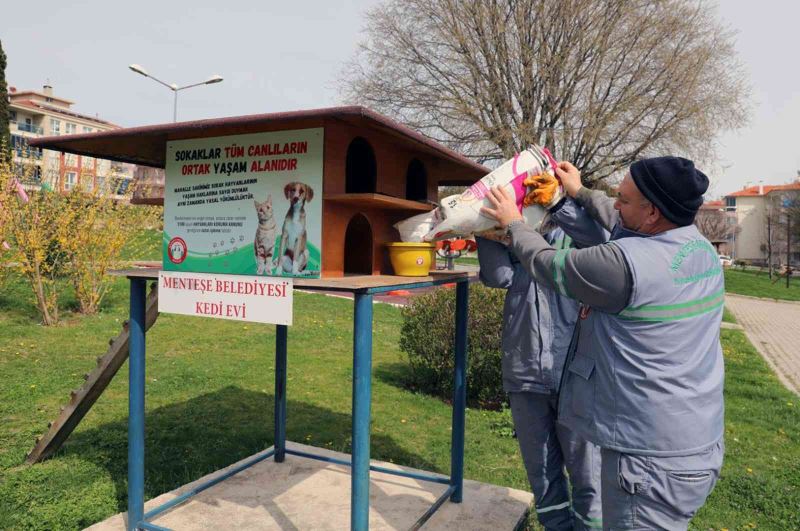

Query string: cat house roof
[28,106,488,185]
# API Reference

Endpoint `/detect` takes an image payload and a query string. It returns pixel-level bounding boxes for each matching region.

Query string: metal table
[121,270,472,531]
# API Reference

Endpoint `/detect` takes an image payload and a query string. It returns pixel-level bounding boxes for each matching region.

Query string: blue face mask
[609,222,651,241]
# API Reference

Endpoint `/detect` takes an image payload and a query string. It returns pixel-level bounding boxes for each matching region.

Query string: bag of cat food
[394,145,562,242]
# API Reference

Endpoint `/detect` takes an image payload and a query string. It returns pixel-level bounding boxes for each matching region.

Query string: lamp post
[128,64,223,122]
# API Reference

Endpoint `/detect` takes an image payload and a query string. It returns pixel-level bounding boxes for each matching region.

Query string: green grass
[118,229,162,262]
[693,329,800,529]
[722,306,737,324]
[724,268,800,301]
[0,272,798,530]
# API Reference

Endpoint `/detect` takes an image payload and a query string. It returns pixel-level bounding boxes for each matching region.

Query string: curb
[725,293,800,305]
[720,322,743,330]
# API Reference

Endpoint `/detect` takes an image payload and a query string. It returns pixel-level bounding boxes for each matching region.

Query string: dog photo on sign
[278,181,314,275]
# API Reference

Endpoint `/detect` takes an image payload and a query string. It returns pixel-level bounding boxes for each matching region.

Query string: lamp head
[128,64,148,77]
[205,75,223,85]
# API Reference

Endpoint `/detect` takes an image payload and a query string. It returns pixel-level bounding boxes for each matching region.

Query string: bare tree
[340,0,749,184]
[695,208,735,251]
[763,196,783,279]
[768,190,800,276]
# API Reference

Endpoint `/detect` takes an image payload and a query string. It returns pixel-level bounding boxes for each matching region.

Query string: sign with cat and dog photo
[163,128,323,279]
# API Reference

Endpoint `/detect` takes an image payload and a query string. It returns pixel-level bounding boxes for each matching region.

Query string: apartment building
[7,83,133,195]
[724,181,800,264]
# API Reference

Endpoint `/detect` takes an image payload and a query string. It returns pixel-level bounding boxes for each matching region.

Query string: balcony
[14,148,43,160]
[13,121,44,135]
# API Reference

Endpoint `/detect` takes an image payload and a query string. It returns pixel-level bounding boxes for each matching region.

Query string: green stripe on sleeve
[553,248,572,297]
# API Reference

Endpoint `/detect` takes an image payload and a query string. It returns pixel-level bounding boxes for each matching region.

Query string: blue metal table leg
[450,281,469,503]
[351,293,373,531]
[128,278,147,530]
[275,324,288,462]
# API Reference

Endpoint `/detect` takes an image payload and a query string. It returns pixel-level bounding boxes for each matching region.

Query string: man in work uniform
[481,157,725,530]
[477,198,606,530]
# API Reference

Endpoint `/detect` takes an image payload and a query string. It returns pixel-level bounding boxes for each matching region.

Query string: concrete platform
[86,442,532,530]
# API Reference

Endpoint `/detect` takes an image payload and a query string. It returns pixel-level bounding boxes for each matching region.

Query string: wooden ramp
[26,283,160,464]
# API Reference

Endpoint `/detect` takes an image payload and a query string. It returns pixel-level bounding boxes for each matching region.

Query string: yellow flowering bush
[0,155,67,324]
[58,171,160,314]
[0,152,161,323]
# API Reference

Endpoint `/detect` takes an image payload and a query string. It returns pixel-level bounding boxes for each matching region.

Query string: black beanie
[629,156,709,226]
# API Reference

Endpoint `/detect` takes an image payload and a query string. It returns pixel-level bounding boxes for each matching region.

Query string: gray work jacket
[477,198,607,394]
[508,189,725,456]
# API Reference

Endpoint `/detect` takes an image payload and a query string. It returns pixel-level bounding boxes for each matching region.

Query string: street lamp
[128,64,223,122]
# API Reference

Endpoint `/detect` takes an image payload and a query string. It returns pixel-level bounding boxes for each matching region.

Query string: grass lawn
[449,254,479,267]
[722,306,737,324]
[724,268,800,301]
[118,229,162,262]
[0,272,798,530]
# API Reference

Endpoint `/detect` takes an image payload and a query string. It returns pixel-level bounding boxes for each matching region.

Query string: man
[477,199,606,530]
[481,157,725,530]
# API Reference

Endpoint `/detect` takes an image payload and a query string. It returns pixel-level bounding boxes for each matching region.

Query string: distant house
[724,181,800,265]
[7,84,134,196]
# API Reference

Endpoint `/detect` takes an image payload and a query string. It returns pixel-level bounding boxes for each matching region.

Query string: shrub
[0,153,161,323]
[0,157,68,325]
[57,180,161,315]
[399,283,506,409]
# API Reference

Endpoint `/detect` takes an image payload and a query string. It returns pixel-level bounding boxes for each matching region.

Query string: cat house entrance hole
[405,159,427,201]
[344,213,373,275]
[345,137,377,193]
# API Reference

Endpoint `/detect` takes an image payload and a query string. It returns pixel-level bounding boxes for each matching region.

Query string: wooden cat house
[30,106,487,277]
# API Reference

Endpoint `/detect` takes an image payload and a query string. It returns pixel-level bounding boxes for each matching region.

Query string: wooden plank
[26,284,161,464]
[110,269,471,291]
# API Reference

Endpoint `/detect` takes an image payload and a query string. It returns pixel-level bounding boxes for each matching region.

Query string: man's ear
[648,203,662,224]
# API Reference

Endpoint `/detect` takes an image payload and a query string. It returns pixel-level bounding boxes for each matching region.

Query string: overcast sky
[2,1,798,197]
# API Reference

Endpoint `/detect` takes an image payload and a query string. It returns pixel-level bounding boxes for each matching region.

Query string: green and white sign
[163,128,323,278]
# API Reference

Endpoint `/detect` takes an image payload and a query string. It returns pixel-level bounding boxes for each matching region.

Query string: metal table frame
[125,273,470,531]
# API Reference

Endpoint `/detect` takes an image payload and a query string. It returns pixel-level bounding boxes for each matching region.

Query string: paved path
[726,294,800,395]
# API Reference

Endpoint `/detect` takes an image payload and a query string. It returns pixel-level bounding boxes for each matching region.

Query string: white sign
[163,128,324,278]
[158,271,293,325]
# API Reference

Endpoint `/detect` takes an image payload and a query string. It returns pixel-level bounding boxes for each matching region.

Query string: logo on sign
[168,237,188,264]
[416,257,424,265]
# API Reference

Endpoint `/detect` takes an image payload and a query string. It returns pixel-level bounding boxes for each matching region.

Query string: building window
[9,110,16,122]
[116,178,131,195]
[83,126,92,133]
[11,134,24,150]
[96,176,106,191]
[65,153,77,167]
[50,119,61,135]
[65,123,76,135]
[64,172,77,190]
[725,196,736,208]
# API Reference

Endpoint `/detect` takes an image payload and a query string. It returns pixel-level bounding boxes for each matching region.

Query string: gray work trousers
[600,440,724,530]
[509,392,603,530]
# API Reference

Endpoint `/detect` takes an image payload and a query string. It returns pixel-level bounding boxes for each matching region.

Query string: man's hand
[480,186,523,228]
[555,161,583,198]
